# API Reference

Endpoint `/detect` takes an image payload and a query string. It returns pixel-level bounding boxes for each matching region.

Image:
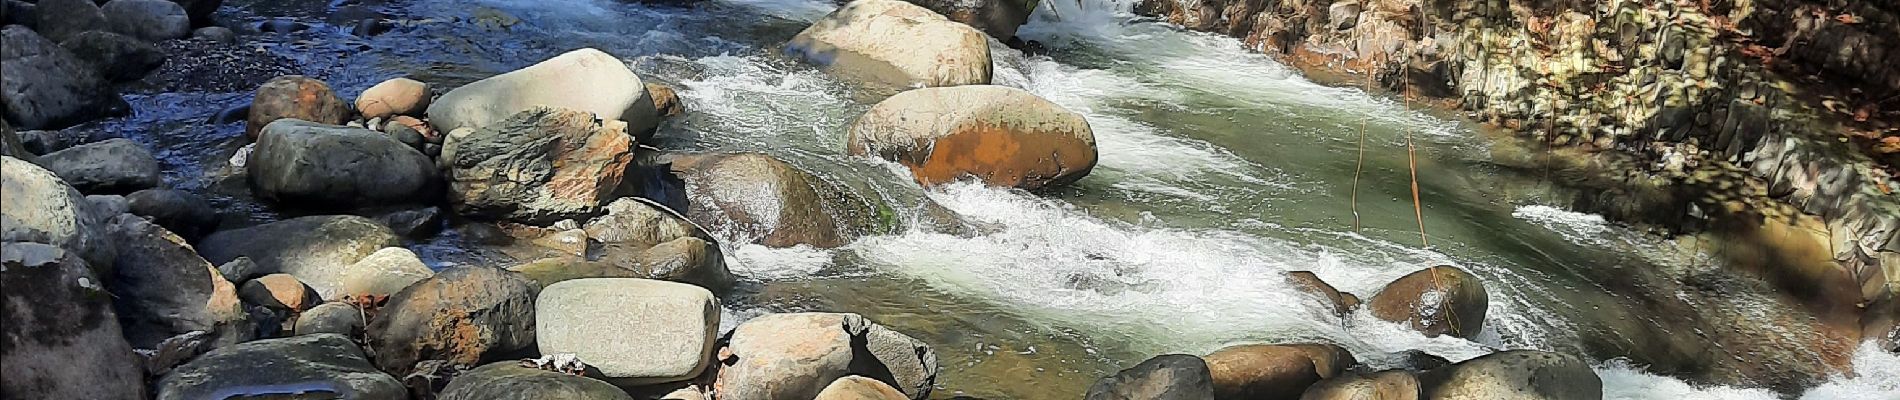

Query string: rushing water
[88,0,1897,398]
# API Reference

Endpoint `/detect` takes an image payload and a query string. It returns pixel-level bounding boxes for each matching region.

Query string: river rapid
[96,0,1899,398]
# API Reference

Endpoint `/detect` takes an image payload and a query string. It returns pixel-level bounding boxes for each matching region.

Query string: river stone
[86,194,130,221]
[717,312,938,400]
[816,376,911,400]
[248,119,438,209]
[1286,271,1355,317]
[438,362,634,400]
[671,153,881,248]
[1084,354,1215,400]
[60,30,165,82]
[105,214,249,349]
[357,77,432,120]
[444,107,636,225]
[537,278,718,385]
[245,75,352,140]
[633,236,732,291]
[239,273,320,312]
[170,0,219,27]
[647,82,683,118]
[427,48,659,135]
[787,0,991,90]
[295,302,364,337]
[0,242,147,399]
[1301,370,1420,400]
[155,333,406,400]
[1368,265,1488,338]
[37,138,162,194]
[902,0,1039,40]
[197,215,401,294]
[367,265,538,377]
[102,0,191,41]
[2,156,116,271]
[337,246,434,300]
[847,85,1095,190]
[1202,343,1355,400]
[33,0,106,43]
[125,188,218,240]
[2,26,124,130]
[1416,350,1601,400]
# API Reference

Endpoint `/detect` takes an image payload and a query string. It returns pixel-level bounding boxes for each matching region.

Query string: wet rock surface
[155,334,406,400]
[0,242,148,399]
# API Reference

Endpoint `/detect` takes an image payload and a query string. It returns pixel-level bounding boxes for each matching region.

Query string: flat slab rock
[535,278,718,385]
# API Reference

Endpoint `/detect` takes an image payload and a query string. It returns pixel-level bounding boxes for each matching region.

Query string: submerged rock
[357,77,432,120]
[847,85,1095,190]
[716,312,938,400]
[0,242,147,399]
[59,30,165,82]
[427,48,659,136]
[102,0,192,41]
[904,0,1040,40]
[536,278,719,385]
[1368,265,1487,338]
[1,26,125,130]
[197,215,402,297]
[786,0,991,90]
[670,153,881,248]
[125,188,218,240]
[438,362,633,400]
[248,119,438,210]
[1202,343,1355,400]
[37,138,162,194]
[444,107,636,225]
[1085,354,1215,400]
[1416,350,1601,400]
[105,214,249,349]
[1,156,116,271]
[367,266,538,377]
[245,75,352,140]
[155,334,406,400]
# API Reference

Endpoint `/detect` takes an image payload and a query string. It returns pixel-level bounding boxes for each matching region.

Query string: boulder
[427,48,659,136]
[444,107,635,224]
[155,334,406,400]
[337,246,434,300]
[33,0,106,43]
[438,362,634,400]
[671,153,880,248]
[238,273,320,312]
[1085,354,1215,400]
[582,198,732,291]
[537,278,719,385]
[86,194,130,221]
[366,266,538,377]
[1,156,115,271]
[1286,271,1356,317]
[357,77,432,120]
[245,75,351,140]
[295,302,364,337]
[1368,266,1488,338]
[1300,370,1420,400]
[248,119,438,209]
[102,0,191,41]
[190,26,233,43]
[374,206,443,238]
[125,188,218,240]
[633,237,731,291]
[1,121,32,163]
[105,214,249,349]
[169,0,220,27]
[903,0,1039,40]
[847,85,1095,190]
[583,197,707,248]
[2,0,35,30]
[59,30,165,82]
[716,312,938,400]
[1416,350,1601,400]
[787,0,991,89]
[197,215,401,293]
[2,26,124,130]
[37,138,162,194]
[1202,343,1356,400]
[647,82,683,118]
[0,242,147,399]
[816,376,911,400]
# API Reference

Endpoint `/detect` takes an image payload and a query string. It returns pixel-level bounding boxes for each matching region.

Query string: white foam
[1801,342,1900,400]
[726,243,835,281]
[1513,204,1618,246]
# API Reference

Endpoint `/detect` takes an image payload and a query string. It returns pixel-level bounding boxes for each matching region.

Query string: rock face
[1286,271,1356,318]
[245,75,352,140]
[427,48,659,135]
[1,156,115,270]
[1085,354,1215,400]
[1368,266,1488,338]
[37,138,162,194]
[0,242,147,399]
[847,85,1095,190]
[444,107,636,225]
[717,312,938,400]
[59,31,165,82]
[367,266,538,377]
[33,0,106,43]
[671,153,880,248]
[155,334,406,400]
[1301,370,1420,400]
[248,119,438,209]
[1201,343,1355,400]
[102,0,192,41]
[357,77,432,119]
[1417,350,1601,400]
[536,278,718,385]
[786,0,991,90]
[197,215,402,295]
[125,188,218,240]
[2,26,123,130]
[105,214,249,349]
[902,0,1039,40]
[438,362,634,400]
[816,376,911,400]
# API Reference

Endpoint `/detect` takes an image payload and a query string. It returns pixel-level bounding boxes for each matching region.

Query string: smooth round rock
[1368,266,1489,338]
[847,85,1095,190]
[245,75,352,140]
[356,77,431,120]
[785,0,991,90]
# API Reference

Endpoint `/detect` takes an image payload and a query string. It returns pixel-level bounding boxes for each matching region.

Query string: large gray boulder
[125,188,218,240]
[32,0,106,43]
[367,266,538,378]
[1368,266,1488,339]
[60,30,166,82]
[536,278,718,385]
[439,362,634,400]
[155,334,406,400]
[102,0,191,41]
[786,0,991,90]
[1,156,115,271]
[1085,354,1215,400]
[1417,350,1601,400]
[105,214,249,349]
[248,119,438,209]
[846,85,1095,190]
[902,0,1039,40]
[37,138,162,194]
[2,26,123,130]
[427,48,660,136]
[0,242,147,399]
[196,215,402,296]
[443,107,636,225]
[716,312,937,400]
[670,153,881,249]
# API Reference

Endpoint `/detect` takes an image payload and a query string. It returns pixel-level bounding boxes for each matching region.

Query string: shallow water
[90,0,1898,398]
